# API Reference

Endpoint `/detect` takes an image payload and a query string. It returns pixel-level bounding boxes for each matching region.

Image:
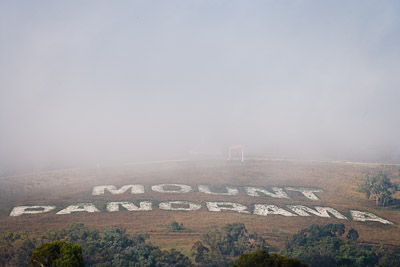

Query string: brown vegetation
[0,159,399,253]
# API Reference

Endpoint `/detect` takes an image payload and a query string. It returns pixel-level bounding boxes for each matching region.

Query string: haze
[1,1,400,174]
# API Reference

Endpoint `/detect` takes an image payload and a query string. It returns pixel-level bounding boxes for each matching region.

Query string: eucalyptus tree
[358,172,399,207]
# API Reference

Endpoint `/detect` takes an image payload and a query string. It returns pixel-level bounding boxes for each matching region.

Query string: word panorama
[9,183,394,225]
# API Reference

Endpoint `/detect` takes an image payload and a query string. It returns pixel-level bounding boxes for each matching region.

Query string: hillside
[0,158,399,254]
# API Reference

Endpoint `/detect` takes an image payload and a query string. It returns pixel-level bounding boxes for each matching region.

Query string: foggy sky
[1,1,400,172]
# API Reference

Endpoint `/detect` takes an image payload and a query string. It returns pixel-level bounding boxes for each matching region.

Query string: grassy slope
[0,159,399,254]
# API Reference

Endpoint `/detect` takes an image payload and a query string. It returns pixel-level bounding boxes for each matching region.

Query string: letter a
[57,203,100,215]
[350,210,393,224]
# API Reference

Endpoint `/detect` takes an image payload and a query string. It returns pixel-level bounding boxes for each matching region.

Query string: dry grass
[0,159,399,251]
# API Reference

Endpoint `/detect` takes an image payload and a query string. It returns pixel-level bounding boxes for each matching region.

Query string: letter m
[287,205,347,219]
[92,185,144,195]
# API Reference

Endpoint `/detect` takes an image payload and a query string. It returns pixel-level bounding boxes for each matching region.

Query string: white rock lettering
[284,187,323,200]
[287,205,347,219]
[107,201,152,212]
[151,184,193,193]
[198,185,239,195]
[159,201,201,211]
[92,185,144,195]
[206,202,250,214]
[56,203,100,215]
[245,187,290,199]
[350,210,393,224]
[10,205,56,217]
[254,204,296,217]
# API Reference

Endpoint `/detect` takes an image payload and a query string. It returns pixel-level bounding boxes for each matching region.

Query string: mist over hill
[1,1,400,175]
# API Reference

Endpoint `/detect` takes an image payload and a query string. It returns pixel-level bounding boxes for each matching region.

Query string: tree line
[1,171,399,266]
[2,221,400,266]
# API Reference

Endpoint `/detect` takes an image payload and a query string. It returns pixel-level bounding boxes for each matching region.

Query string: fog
[1,1,400,174]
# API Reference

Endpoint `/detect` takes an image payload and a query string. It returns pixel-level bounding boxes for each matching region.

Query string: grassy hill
[0,158,399,255]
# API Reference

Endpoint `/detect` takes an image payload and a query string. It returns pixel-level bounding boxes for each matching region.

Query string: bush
[170,221,184,232]
[234,249,307,267]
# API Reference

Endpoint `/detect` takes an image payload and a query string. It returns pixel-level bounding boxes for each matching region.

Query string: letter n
[245,187,290,199]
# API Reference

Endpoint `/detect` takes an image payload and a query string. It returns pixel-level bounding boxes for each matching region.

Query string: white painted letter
[198,185,239,196]
[254,204,296,217]
[107,201,152,212]
[350,210,393,224]
[151,184,192,193]
[284,187,323,200]
[56,203,100,215]
[245,187,290,199]
[206,202,250,214]
[10,206,56,217]
[287,205,347,219]
[92,185,144,195]
[159,201,201,211]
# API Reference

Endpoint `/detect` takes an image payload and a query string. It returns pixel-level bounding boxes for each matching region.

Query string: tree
[30,241,84,267]
[310,254,335,267]
[358,172,399,207]
[192,223,268,266]
[77,224,192,266]
[170,221,184,232]
[280,224,399,266]
[201,223,267,257]
[191,241,209,264]
[234,249,307,267]
[346,228,359,241]
[0,231,37,266]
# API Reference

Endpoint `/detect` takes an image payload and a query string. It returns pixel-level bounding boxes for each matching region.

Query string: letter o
[151,184,193,193]
[159,201,201,211]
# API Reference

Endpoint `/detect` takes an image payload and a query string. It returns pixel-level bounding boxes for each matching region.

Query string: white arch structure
[228,144,244,162]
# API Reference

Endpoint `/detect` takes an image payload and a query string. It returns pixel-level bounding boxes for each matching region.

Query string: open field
[0,158,399,254]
